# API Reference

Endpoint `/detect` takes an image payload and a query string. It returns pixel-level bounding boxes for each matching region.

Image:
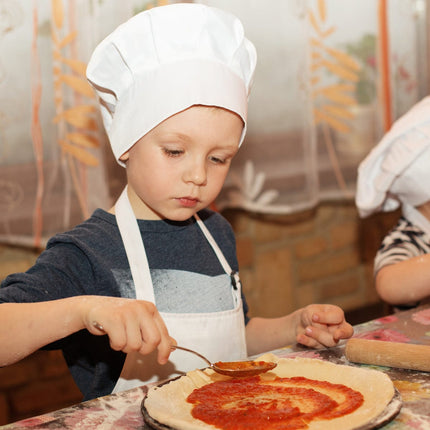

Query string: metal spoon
[92,322,276,377]
[171,345,277,377]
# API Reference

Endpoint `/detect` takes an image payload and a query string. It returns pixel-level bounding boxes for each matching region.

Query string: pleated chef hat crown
[86,3,257,166]
[356,96,430,218]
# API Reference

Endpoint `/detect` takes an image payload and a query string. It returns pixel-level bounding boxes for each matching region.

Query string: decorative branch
[308,0,361,195]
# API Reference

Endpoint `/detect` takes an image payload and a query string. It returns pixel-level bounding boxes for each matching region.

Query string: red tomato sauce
[187,375,364,430]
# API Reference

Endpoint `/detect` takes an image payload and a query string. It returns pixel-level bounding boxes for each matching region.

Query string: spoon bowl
[211,359,277,377]
[172,345,277,377]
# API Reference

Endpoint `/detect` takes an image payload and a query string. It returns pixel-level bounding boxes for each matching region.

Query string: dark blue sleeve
[0,243,93,303]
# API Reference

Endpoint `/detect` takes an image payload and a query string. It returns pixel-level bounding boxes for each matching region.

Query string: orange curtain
[378,0,393,132]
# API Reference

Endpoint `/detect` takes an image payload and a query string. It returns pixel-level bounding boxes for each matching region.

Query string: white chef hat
[356,96,430,218]
[86,3,257,166]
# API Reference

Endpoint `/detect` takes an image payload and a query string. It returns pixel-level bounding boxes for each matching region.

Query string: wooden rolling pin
[345,338,430,372]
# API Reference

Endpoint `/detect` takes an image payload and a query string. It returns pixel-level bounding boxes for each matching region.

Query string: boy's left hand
[296,304,353,349]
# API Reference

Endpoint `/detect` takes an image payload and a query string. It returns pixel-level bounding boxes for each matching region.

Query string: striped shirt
[374,216,430,275]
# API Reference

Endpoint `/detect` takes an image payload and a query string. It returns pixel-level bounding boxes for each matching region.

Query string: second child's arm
[0,296,173,367]
[376,254,430,305]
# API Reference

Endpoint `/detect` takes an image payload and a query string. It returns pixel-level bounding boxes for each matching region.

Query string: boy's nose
[183,160,207,186]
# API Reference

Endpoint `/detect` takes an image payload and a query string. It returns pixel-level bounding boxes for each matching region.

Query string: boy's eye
[163,148,183,157]
[209,156,227,165]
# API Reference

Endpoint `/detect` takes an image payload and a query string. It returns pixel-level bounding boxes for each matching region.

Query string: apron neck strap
[115,187,155,302]
[194,213,240,290]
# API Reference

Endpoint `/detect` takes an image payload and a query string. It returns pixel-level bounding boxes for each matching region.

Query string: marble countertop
[4,305,430,429]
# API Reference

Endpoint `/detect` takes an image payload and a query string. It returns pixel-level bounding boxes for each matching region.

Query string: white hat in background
[86,3,257,166]
[356,96,430,218]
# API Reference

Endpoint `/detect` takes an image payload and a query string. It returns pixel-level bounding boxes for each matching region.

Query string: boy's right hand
[80,296,174,365]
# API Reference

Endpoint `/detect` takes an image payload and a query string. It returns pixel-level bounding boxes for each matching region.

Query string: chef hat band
[390,145,430,207]
[86,3,257,166]
[356,96,430,217]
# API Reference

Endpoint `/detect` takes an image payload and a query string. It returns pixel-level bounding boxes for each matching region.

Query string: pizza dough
[143,354,399,430]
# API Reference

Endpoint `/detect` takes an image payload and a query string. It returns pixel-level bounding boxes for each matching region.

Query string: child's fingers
[332,323,354,341]
[313,320,353,340]
[134,317,162,355]
[296,333,321,349]
[311,306,345,325]
[106,323,129,351]
[296,331,327,349]
[152,312,174,364]
[125,315,153,353]
[157,335,176,365]
[297,305,353,349]
[299,325,339,348]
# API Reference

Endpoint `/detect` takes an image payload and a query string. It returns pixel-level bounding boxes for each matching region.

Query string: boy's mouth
[177,197,199,208]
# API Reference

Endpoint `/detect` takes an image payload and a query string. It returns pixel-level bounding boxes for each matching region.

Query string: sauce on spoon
[172,345,277,377]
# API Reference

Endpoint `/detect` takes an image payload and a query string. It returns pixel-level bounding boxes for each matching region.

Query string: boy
[0,3,353,400]
[356,96,430,309]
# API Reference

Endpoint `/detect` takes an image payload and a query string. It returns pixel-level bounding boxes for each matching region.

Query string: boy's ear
[119,151,130,163]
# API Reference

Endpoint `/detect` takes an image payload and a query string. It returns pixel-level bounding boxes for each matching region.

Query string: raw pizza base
[143,354,401,430]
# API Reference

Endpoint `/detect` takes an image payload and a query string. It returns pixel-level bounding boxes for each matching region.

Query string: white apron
[112,187,247,393]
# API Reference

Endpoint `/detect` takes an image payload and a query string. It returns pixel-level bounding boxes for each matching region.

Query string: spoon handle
[171,345,212,367]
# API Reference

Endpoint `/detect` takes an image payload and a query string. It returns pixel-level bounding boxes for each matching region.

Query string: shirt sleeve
[0,243,91,303]
[374,217,430,275]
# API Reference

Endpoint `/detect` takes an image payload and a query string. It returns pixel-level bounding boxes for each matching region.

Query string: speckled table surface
[4,305,430,429]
